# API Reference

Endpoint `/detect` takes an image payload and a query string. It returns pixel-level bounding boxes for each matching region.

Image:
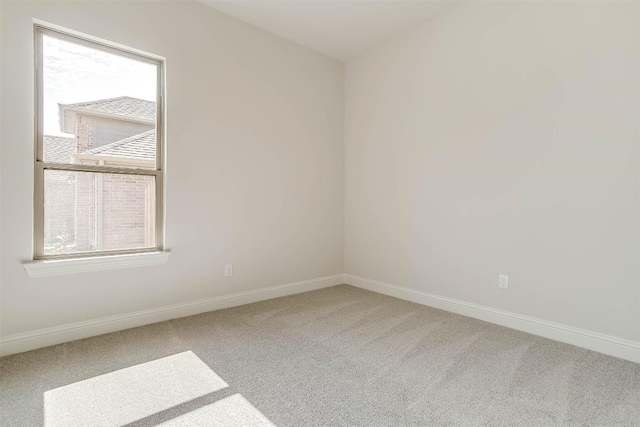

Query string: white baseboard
[344,274,640,364]
[0,274,343,357]
[4,273,638,364]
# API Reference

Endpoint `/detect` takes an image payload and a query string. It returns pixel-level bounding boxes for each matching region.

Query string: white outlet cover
[498,274,508,289]
[224,264,233,277]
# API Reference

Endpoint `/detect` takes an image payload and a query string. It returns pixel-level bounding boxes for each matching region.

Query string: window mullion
[41,162,161,177]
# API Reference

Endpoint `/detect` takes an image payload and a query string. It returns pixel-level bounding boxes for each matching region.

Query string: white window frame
[33,24,165,261]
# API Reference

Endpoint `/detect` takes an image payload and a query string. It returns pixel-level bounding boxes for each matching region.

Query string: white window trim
[24,251,170,278]
[33,23,166,263]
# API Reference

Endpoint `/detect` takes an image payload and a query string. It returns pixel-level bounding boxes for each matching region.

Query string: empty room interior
[1,0,639,425]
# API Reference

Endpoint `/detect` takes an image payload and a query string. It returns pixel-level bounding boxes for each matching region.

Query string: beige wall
[345,1,640,342]
[0,1,344,337]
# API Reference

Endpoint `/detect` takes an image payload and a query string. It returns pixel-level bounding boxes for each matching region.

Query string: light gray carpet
[1,285,639,426]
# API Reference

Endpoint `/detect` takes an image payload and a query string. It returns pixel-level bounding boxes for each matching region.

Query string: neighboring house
[44,96,156,254]
[59,96,155,151]
[73,130,156,252]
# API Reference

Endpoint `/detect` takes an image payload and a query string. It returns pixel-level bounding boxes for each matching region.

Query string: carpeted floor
[1,285,639,426]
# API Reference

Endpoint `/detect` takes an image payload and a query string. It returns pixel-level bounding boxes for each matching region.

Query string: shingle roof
[83,130,156,160]
[43,135,75,163]
[61,96,156,122]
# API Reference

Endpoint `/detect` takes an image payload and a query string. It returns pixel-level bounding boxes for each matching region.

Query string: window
[34,25,164,260]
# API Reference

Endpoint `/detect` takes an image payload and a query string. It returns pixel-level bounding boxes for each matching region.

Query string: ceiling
[196,1,453,62]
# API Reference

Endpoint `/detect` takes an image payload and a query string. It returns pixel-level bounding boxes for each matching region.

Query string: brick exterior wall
[76,115,93,153]
[101,173,154,250]
[73,172,154,252]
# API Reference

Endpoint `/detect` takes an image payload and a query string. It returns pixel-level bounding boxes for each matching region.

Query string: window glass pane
[42,34,157,169]
[44,170,156,255]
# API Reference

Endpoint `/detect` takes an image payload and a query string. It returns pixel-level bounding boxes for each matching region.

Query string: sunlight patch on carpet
[157,394,276,426]
[44,351,228,427]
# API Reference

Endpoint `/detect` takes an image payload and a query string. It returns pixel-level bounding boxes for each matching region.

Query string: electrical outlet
[498,274,509,290]
[224,264,233,277]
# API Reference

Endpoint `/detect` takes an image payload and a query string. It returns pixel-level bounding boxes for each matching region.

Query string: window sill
[23,251,170,278]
